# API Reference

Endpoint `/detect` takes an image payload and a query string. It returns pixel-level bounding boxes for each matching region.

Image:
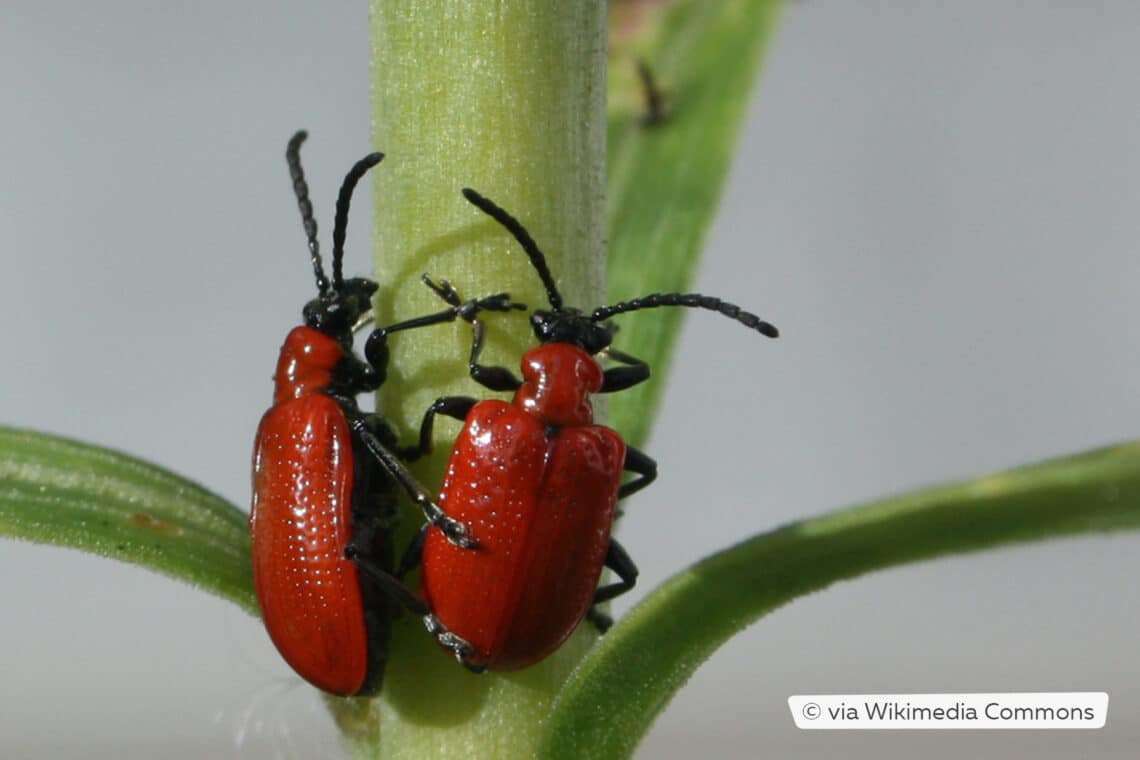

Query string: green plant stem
[351,3,607,758]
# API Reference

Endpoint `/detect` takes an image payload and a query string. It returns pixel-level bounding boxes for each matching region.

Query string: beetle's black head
[531,308,615,354]
[302,277,379,341]
[286,131,384,340]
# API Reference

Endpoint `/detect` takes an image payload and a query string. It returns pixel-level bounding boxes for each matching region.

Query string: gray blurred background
[2,2,1138,758]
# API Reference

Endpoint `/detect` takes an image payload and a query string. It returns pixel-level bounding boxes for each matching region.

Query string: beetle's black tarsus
[424,613,485,673]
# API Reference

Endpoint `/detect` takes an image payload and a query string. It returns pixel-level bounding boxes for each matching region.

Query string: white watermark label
[789,693,1107,729]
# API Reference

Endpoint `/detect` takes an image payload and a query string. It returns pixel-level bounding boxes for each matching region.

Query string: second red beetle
[413,189,780,671]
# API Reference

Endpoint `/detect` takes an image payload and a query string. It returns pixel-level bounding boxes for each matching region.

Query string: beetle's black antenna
[591,293,779,338]
[331,152,384,291]
[286,131,329,295]
[461,188,564,311]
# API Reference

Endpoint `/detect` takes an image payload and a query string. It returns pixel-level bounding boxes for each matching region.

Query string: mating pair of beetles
[249,132,779,697]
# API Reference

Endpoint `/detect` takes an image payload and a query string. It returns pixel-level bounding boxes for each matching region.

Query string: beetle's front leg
[396,396,479,462]
[599,346,650,393]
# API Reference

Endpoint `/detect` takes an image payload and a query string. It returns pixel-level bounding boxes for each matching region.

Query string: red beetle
[412,188,779,671]
[250,134,518,695]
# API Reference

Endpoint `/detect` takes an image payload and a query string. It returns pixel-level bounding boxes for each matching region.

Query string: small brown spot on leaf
[128,512,182,536]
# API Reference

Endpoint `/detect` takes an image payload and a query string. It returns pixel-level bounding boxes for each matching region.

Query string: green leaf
[605,0,784,446]
[0,425,255,613]
[540,441,1140,759]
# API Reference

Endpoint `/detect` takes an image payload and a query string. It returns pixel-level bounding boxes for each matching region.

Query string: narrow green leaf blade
[606,0,784,446]
[0,426,255,613]
[540,442,1140,759]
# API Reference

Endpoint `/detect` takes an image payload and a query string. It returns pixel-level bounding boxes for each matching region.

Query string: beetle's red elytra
[423,362,626,670]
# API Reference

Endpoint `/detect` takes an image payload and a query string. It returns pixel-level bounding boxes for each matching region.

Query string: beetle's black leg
[585,607,614,633]
[394,524,429,579]
[375,307,475,336]
[363,309,466,376]
[419,275,525,321]
[337,353,383,395]
[466,319,523,392]
[397,396,479,461]
[424,614,485,674]
[586,539,639,633]
[592,539,639,605]
[415,276,523,390]
[345,543,428,616]
[618,445,657,499]
[414,276,524,390]
[599,346,651,393]
[419,275,464,308]
[350,418,477,549]
[363,279,524,375]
